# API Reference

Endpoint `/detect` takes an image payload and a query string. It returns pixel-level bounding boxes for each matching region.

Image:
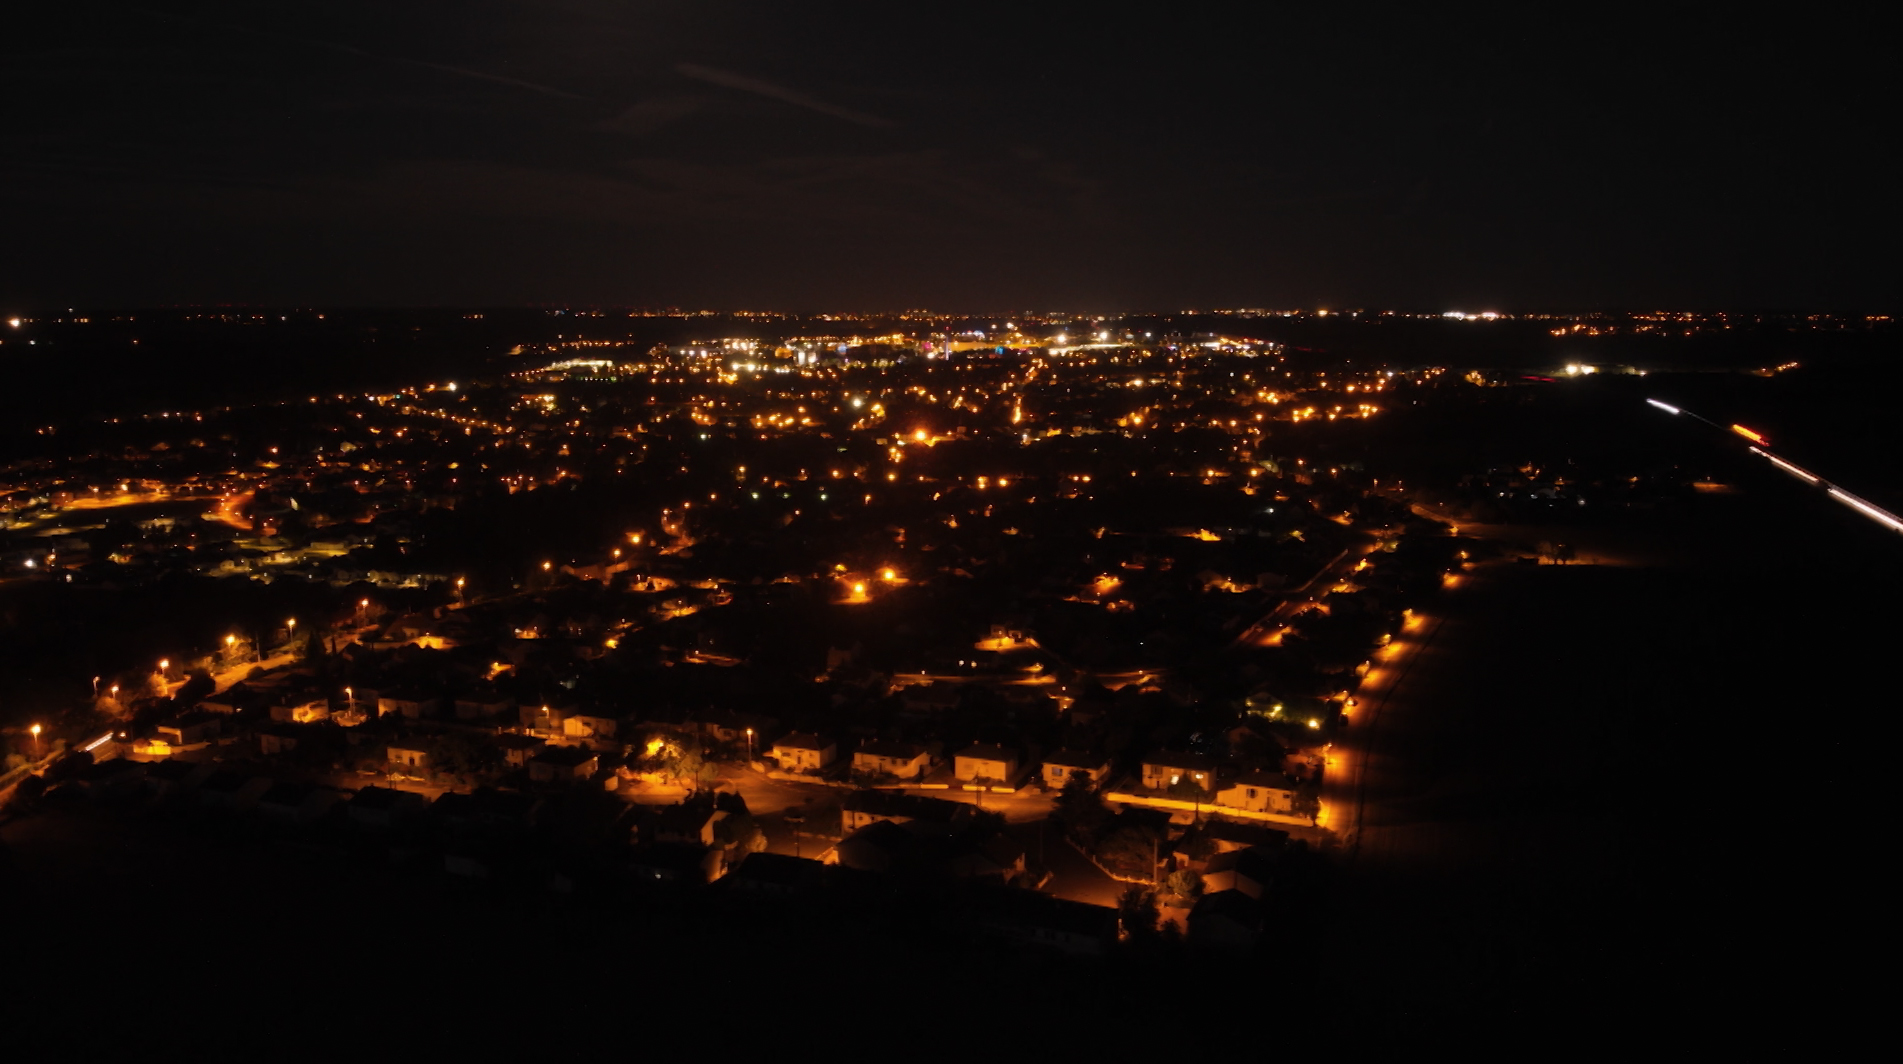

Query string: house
[562,709,619,740]
[1199,820,1290,855]
[377,689,440,719]
[1141,751,1218,792]
[948,832,1027,883]
[954,744,1019,786]
[453,688,514,721]
[143,758,208,797]
[156,711,222,747]
[974,890,1119,958]
[528,745,599,783]
[1201,847,1276,900]
[198,770,271,811]
[433,788,544,832]
[839,790,970,835]
[72,757,147,796]
[723,852,831,896]
[347,785,428,828]
[828,818,919,873]
[386,741,431,772]
[1041,749,1111,788]
[256,723,305,756]
[1187,889,1264,955]
[1215,770,1300,815]
[494,732,549,768]
[769,732,837,773]
[627,842,723,886]
[851,740,931,780]
[647,801,725,847]
[257,781,339,824]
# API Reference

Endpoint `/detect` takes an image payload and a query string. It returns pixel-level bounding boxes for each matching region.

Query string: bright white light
[1828,488,1903,533]
[1646,399,1681,415]
[445,382,457,391]
[1750,447,1819,485]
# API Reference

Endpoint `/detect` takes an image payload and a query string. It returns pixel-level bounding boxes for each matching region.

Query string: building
[528,745,599,783]
[1215,770,1300,815]
[257,782,339,824]
[1201,847,1276,899]
[974,890,1119,958]
[1141,751,1218,792]
[851,740,931,780]
[1041,749,1111,788]
[769,732,837,773]
[386,740,431,772]
[347,785,427,828]
[377,689,440,719]
[954,744,1019,786]
[156,711,221,747]
[839,790,970,835]
[1187,889,1264,955]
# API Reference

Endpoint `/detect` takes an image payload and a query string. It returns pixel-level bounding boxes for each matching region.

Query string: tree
[1053,772,1110,841]
[1118,885,1159,941]
[1162,868,1204,905]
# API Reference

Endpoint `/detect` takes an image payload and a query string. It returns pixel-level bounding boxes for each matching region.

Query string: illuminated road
[1319,591,1454,853]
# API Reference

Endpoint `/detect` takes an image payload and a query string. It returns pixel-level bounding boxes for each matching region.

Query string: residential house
[256,723,304,756]
[1201,847,1276,900]
[257,782,340,824]
[974,890,1119,958]
[851,740,931,780]
[723,852,831,897]
[347,785,428,828]
[377,689,440,719]
[839,790,970,835]
[561,709,619,740]
[954,744,1020,786]
[493,732,549,768]
[1042,750,1111,789]
[528,745,599,783]
[1215,770,1300,815]
[386,740,431,773]
[433,788,544,833]
[453,687,514,721]
[1187,889,1264,955]
[72,758,147,797]
[626,842,723,886]
[197,770,271,811]
[156,712,221,747]
[647,802,724,847]
[1141,751,1218,793]
[769,732,837,773]
[142,758,208,797]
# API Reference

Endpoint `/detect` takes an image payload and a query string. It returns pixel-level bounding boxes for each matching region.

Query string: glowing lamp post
[30,723,42,756]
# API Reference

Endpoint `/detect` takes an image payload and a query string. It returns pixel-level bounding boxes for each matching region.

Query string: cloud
[675,63,892,127]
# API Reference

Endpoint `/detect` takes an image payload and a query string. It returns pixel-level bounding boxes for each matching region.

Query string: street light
[745,727,754,761]
[30,723,42,755]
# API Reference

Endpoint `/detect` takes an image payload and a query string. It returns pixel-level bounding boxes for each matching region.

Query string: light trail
[1748,446,1819,484]
[1827,487,1903,534]
[1649,399,1902,536]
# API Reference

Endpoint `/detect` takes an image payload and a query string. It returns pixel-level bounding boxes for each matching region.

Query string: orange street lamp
[745,727,754,761]
[30,723,43,754]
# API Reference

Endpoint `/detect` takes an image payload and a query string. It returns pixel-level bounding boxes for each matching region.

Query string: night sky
[3,3,1894,310]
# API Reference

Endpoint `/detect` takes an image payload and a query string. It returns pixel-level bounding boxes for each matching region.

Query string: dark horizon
[5,4,1897,312]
